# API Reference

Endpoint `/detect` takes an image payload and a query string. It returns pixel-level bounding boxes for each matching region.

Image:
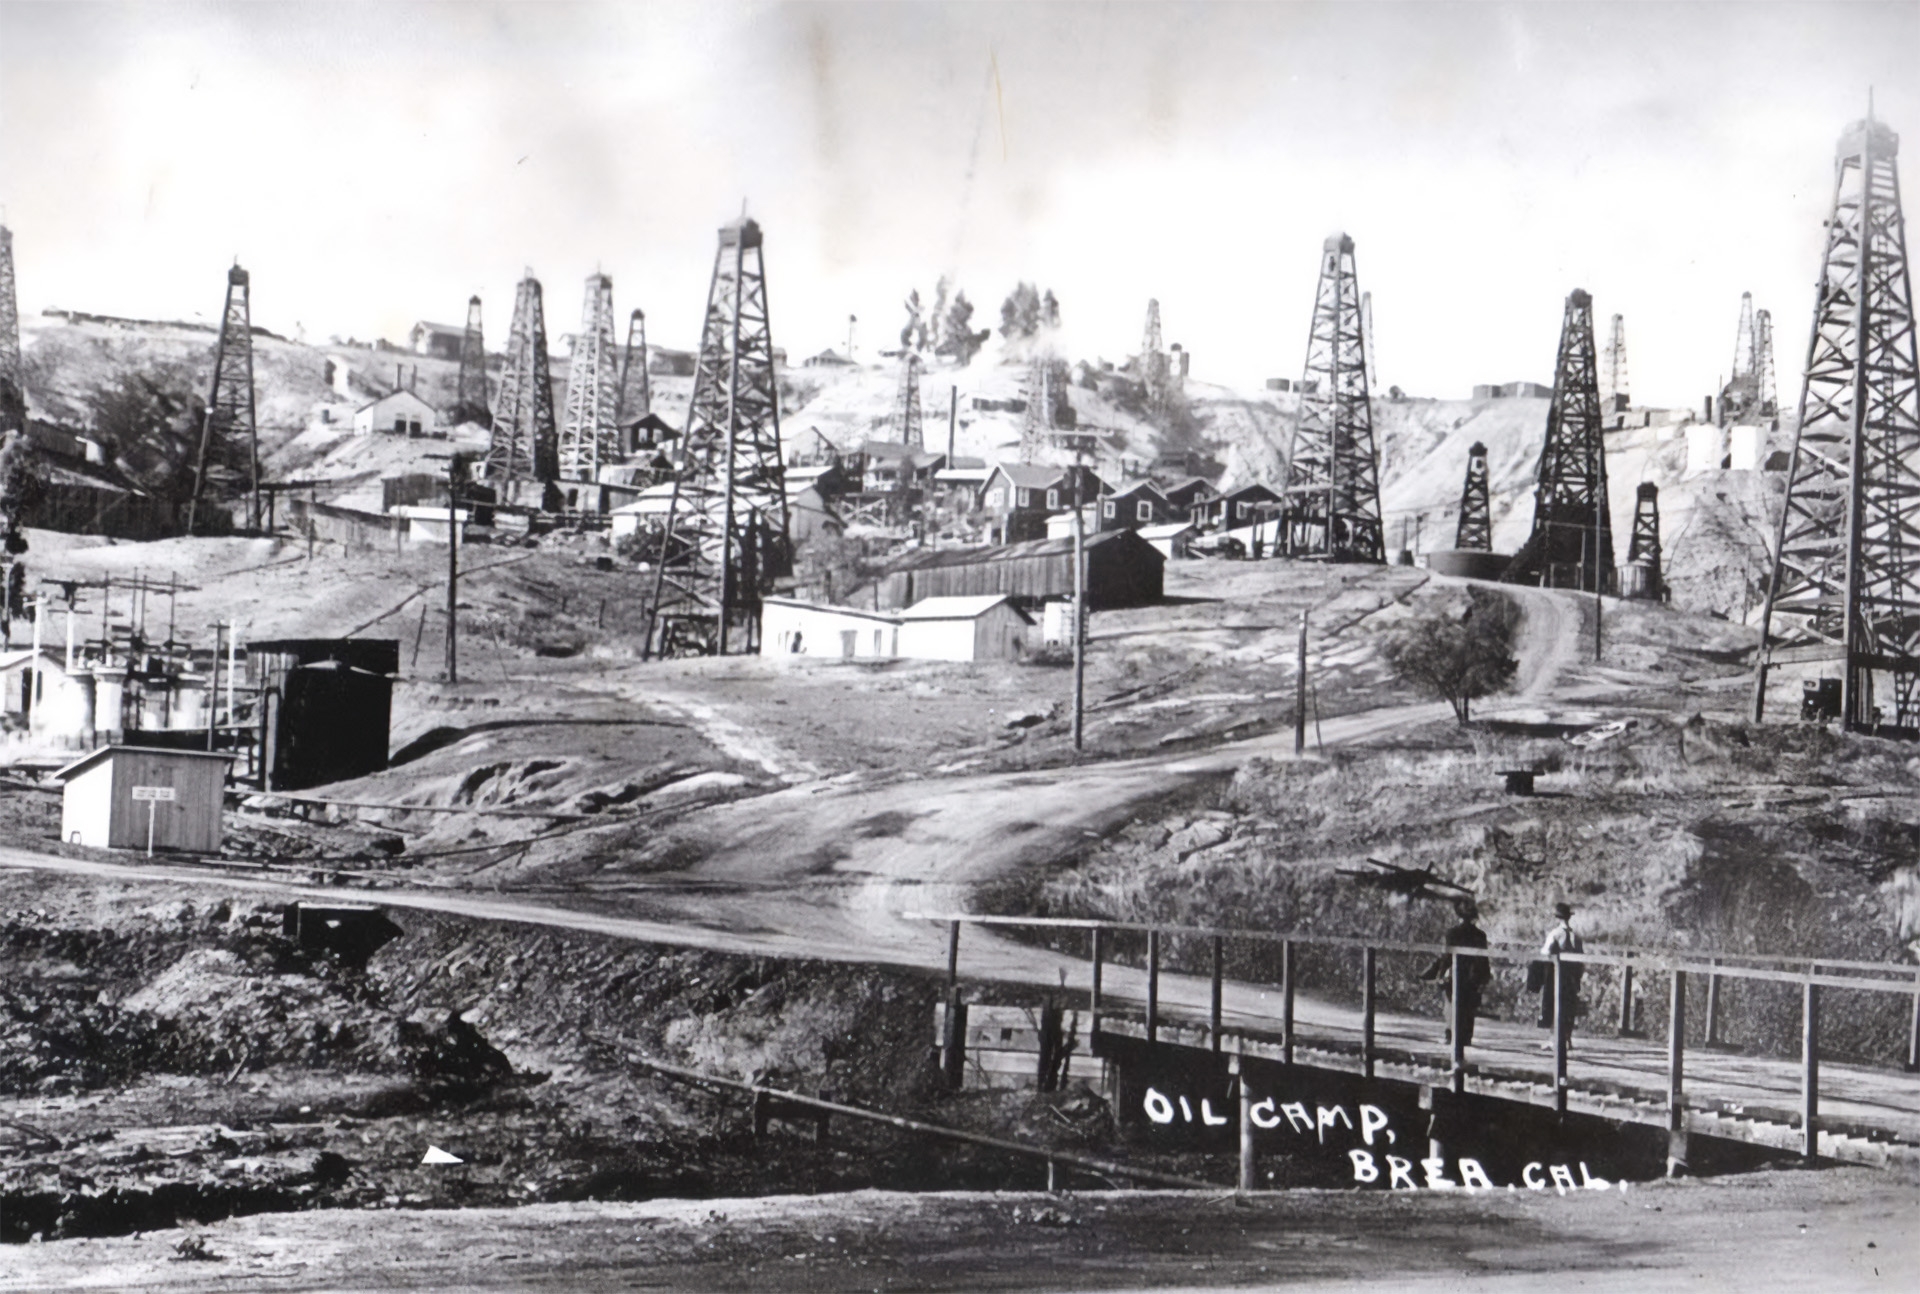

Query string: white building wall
[60,760,115,848]
[1727,425,1764,472]
[896,617,979,662]
[761,602,899,659]
[1685,423,1725,477]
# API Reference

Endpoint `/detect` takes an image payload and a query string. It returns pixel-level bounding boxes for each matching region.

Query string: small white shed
[354,389,439,438]
[761,598,900,659]
[390,505,472,545]
[896,595,1031,662]
[56,745,234,853]
[0,649,94,746]
[1138,520,1198,559]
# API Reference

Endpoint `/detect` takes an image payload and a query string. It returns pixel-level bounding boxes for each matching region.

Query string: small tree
[1380,586,1520,723]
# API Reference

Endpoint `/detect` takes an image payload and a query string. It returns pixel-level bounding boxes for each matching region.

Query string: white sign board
[131,786,177,802]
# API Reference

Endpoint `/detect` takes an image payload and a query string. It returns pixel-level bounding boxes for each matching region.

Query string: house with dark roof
[1159,476,1218,520]
[979,462,1106,543]
[1097,480,1173,531]
[1202,483,1283,530]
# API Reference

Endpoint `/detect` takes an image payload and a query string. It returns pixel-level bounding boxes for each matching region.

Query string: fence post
[1037,1002,1063,1092]
[941,992,968,1091]
[1090,927,1104,1033]
[1361,946,1376,1079]
[1802,978,1820,1160]
[1282,936,1297,1059]
[1235,1048,1255,1193]
[1705,959,1724,1047]
[946,920,961,993]
[1551,953,1568,1115]
[1668,968,1686,1176]
[1618,957,1637,1036]
[1147,929,1161,1044]
[1210,936,1224,1052]
[1449,951,1466,1094]
[1908,974,1920,1073]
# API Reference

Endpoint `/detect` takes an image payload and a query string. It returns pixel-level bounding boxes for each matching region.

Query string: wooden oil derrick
[450,295,489,427]
[1140,298,1170,416]
[615,308,651,428]
[1455,441,1492,551]
[1754,111,1920,733]
[559,272,619,481]
[185,263,261,535]
[644,217,791,657]
[1601,312,1630,412]
[1624,482,1664,601]
[1281,232,1384,563]
[485,271,559,496]
[893,352,924,449]
[1722,291,1768,426]
[1755,307,1779,426]
[0,225,21,434]
[1502,289,1614,593]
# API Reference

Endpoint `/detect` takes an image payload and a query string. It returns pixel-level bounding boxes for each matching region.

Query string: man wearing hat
[1421,897,1492,1047]
[1533,901,1585,1048]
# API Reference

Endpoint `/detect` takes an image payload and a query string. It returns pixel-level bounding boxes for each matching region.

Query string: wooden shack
[874,530,1164,611]
[250,638,399,791]
[56,745,233,852]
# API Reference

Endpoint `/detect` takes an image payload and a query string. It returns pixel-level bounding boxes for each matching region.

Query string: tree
[1380,587,1520,723]
[82,366,203,504]
[0,431,44,535]
[939,291,990,366]
[1000,282,1044,340]
[900,289,926,351]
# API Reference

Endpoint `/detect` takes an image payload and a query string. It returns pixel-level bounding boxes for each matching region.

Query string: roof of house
[761,597,898,624]
[355,388,438,415]
[987,463,1066,490]
[1138,520,1199,540]
[1218,482,1283,502]
[881,528,1164,574]
[410,321,466,337]
[898,594,1024,621]
[1105,479,1170,501]
[56,744,236,781]
[0,648,67,674]
[1160,476,1217,498]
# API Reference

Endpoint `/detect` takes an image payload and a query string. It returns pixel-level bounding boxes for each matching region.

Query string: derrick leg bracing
[186,263,261,535]
[559,273,620,481]
[486,271,560,497]
[1455,441,1492,551]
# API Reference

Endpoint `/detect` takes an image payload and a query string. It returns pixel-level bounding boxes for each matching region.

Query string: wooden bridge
[918,913,1920,1174]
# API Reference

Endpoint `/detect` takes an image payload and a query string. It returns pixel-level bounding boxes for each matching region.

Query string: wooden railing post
[1089,927,1104,1033]
[1235,1048,1255,1193]
[1618,957,1636,1035]
[1361,946,1377,1079]
[1908,974,1920,1073]
[1210,936,1225,1052]
[946,920,961,993]
[1802,978,1820,1160]
[1704,958,1724,1047]
[1281,939,1295,1066]
[1147,929,1161,1044]
[1449,951,1466,1094]
[1667,969,1686,1130]
[1551,953,1568,1115]
[941,991,968,1092]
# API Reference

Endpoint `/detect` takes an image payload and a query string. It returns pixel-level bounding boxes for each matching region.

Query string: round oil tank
[1426,549,1513,580]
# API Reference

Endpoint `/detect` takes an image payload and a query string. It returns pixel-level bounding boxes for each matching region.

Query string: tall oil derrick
[1601,312,1630,411]
[486,271,559,495]
[1753,111,1920,733]
[1018,356,1056,463]
[1723,291,1762,425]
[1455,441,1492,550]
[615,308,651,427]
[1624,482,1664,600]
[450,295,489,427]
[892,352,924,449]
[1280,232,1384,563]
[1755,307,1780,425]
[0,225,22,433]
[646,217,790,657]
[1140,298,1169,414]
[1360,290,1377,397]
[1502,289,1615,593]
[559,272,619,481]
[185,263,261,535]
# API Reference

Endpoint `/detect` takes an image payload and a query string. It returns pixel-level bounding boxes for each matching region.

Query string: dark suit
[1422,920,1491,1046]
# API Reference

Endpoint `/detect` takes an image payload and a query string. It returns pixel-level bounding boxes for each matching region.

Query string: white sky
[2,0,1916,405]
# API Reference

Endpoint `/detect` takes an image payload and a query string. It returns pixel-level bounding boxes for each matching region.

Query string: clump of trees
[82,365,204,504]
[999,283,1060,341]
[1380,587,1520,723]
[899,277,992,366]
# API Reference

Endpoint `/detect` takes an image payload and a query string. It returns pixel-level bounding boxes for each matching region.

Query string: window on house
[874,628,885,654]
[989,488,1005,507]
[1046,489,1060,510]
[1017,489,1031,507]
[1137,500,1152,521]
[1102,501,1116,519]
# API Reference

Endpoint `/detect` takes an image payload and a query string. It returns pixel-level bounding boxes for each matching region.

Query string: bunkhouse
[1098,480,1173,530]
[870,529,1164,611]
[980,463,1105,543]
[1203,482,1284,529]
[1159,476,1218,520]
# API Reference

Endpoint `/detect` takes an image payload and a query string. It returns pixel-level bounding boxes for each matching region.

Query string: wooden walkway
[922,914,1920,1171]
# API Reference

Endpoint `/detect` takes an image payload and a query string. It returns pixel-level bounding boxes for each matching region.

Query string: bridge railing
[911,912,1920,1159]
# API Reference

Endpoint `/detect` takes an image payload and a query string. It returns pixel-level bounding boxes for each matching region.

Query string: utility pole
[207,621,221,751]
[1295,609,1308,756]
[1072,465,1086,750]
[446,452,465,683]
[947,385,958,463]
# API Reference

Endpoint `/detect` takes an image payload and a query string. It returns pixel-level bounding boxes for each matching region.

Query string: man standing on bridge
[1532,901,1584,1049]
[1421,898,1491,1047]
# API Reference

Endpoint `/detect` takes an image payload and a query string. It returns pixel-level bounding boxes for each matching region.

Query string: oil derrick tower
[185,263,261,535]
[1623,482,1664,600]
[0,225,22,433]
[1601,313,1630,411]
[486,271,559,495]
[1755,308,1780,425]
[1722,291,1761,425]
[1455,441,1492,550]
[1280,233,1384,563]
[1140,298,1169,415]
[1018,357,1057,463]
[646,217,790,657]
[1360,290,1377,396]
[892,352,924,449]
[1502,289,1614,592]
[451,296,488,427]
[559,273,619,481]
[1753,112,1920,733]
[615,308,651,427]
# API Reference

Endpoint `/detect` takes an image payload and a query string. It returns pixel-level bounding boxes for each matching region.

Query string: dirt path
[2,1169,1910,1291]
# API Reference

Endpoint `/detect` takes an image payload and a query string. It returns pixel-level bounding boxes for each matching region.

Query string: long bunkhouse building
[870,530,1164,612]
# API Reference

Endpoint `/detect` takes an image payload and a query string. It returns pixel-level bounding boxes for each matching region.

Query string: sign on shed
[55,746,233,853]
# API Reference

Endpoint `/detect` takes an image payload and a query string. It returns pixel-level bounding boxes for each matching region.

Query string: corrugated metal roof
[898,594,1014,620]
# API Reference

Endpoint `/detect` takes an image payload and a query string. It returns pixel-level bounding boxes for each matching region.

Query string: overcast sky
[2,0,1915,405]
